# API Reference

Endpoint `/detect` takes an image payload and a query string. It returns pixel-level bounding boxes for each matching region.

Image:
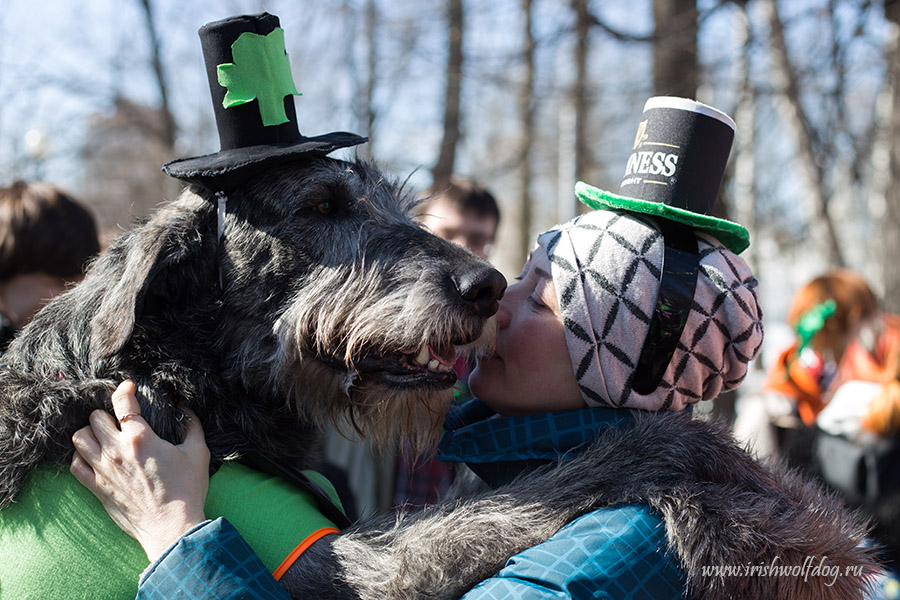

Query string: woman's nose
[496,293,513,329]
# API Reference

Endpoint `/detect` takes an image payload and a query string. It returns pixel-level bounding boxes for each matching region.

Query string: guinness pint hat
[576,96,749,253]
[163,13,367,190]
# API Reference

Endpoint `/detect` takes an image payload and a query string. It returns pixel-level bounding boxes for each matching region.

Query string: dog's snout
[453,266,507,317]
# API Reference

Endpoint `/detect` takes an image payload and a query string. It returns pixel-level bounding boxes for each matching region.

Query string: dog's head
[89,156,505,455]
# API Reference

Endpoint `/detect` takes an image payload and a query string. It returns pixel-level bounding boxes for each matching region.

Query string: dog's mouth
[320,343,461,389]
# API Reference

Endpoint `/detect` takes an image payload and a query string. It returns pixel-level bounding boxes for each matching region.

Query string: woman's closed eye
[529,280,552,310]
[530,274,560,314]
[528,294,548,310]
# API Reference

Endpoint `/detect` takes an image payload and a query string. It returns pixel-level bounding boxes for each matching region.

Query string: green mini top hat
[576,96,749,254]
[163,13,366,190]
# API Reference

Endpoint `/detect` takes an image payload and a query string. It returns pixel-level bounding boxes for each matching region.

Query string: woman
[73,100,879,599]
[767,269,899,427]
[0,180,100,350]
[735,269,900,462]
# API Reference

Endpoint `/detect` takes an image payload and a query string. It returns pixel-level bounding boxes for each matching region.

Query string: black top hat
[162,13,366,190]
[576,96,749,253]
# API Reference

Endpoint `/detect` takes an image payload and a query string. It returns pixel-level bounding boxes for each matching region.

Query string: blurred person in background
[811,290,900,599]
[416,176,501,395]
[734,269,900,461]
[0,180,100,350]
[416,176,500,261]
[734,268,900,597]
[815,369,900,600]
[769,269,892,426]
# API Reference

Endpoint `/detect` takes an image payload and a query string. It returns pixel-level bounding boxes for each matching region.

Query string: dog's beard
[278,316,497,458]
[342,316,497,457]
[270,261,498,455]
[344,383,452,457]
[281,359,450,458]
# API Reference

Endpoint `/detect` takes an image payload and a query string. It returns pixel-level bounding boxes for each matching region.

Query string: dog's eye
[314,201,333,215]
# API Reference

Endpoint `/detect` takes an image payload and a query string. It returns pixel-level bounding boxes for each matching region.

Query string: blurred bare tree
[883,0,900,313]
[363,0,378,156]
[81,0,183,236]
[732,4,758,273]
[572,0,591,216]
[432,0,464,184]
[653,0,698,97]
[763,0,845,266]
[344,0,379,159]
[517,0,537,262]
[139,0,177,150]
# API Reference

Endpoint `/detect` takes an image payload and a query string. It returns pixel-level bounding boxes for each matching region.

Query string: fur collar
[552,411,881,599]
[287,411,880,600]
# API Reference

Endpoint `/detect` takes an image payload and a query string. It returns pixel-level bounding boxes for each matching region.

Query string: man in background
[416,176,500,261]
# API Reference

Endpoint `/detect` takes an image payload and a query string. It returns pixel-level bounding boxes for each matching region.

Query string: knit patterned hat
[538,209,763,411]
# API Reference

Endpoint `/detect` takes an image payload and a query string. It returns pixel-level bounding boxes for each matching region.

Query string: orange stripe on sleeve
[272,526,340,581]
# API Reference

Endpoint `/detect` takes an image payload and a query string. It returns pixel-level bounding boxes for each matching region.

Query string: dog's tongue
[429,345,458,369]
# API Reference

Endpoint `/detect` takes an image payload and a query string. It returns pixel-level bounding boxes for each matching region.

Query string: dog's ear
[89,225,173,360]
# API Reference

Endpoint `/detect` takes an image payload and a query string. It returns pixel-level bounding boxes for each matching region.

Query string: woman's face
[468,246,586,415]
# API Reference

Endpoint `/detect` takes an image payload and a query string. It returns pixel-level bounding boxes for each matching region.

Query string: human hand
[71,380,211,563]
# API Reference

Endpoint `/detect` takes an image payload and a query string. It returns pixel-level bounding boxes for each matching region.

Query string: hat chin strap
[631,219,700,395]
[216,190,227,289]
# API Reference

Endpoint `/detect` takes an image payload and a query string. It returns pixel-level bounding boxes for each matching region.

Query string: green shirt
[0,462,341,599]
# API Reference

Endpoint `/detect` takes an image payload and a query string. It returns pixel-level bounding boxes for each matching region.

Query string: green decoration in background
[217,28,300,127]
[795,299,837,352]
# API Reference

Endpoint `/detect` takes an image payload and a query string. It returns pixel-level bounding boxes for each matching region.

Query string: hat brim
[575,181,750,254]
[162,132,367,189]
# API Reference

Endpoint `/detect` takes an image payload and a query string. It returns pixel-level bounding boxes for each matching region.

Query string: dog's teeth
[428,359,439,370]
[416,347,430,365]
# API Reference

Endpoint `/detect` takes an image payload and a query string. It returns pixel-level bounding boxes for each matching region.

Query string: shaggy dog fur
[282,412,881,600]
[0,157,505,507]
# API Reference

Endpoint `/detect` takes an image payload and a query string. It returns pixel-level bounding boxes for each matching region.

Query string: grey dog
[0,155,624,598]
[0,156,506,507]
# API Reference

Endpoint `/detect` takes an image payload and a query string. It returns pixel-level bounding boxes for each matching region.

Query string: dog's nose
[453,266,507,317]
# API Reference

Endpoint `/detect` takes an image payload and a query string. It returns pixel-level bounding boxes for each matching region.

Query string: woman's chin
[467,358,497,402]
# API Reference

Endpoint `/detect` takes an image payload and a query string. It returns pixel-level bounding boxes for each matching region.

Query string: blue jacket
[437,401,685,599]
[138,518,288,600]
[461,504,683,599]
[136,401,685,599]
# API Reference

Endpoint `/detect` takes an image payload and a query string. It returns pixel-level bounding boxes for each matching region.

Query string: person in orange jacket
[764,269,900,427]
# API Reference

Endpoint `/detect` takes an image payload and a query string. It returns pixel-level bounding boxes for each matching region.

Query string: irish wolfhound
[0,156,505,507]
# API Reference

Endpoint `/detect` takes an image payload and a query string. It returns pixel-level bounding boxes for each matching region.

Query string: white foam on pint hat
[643,96,736,131]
